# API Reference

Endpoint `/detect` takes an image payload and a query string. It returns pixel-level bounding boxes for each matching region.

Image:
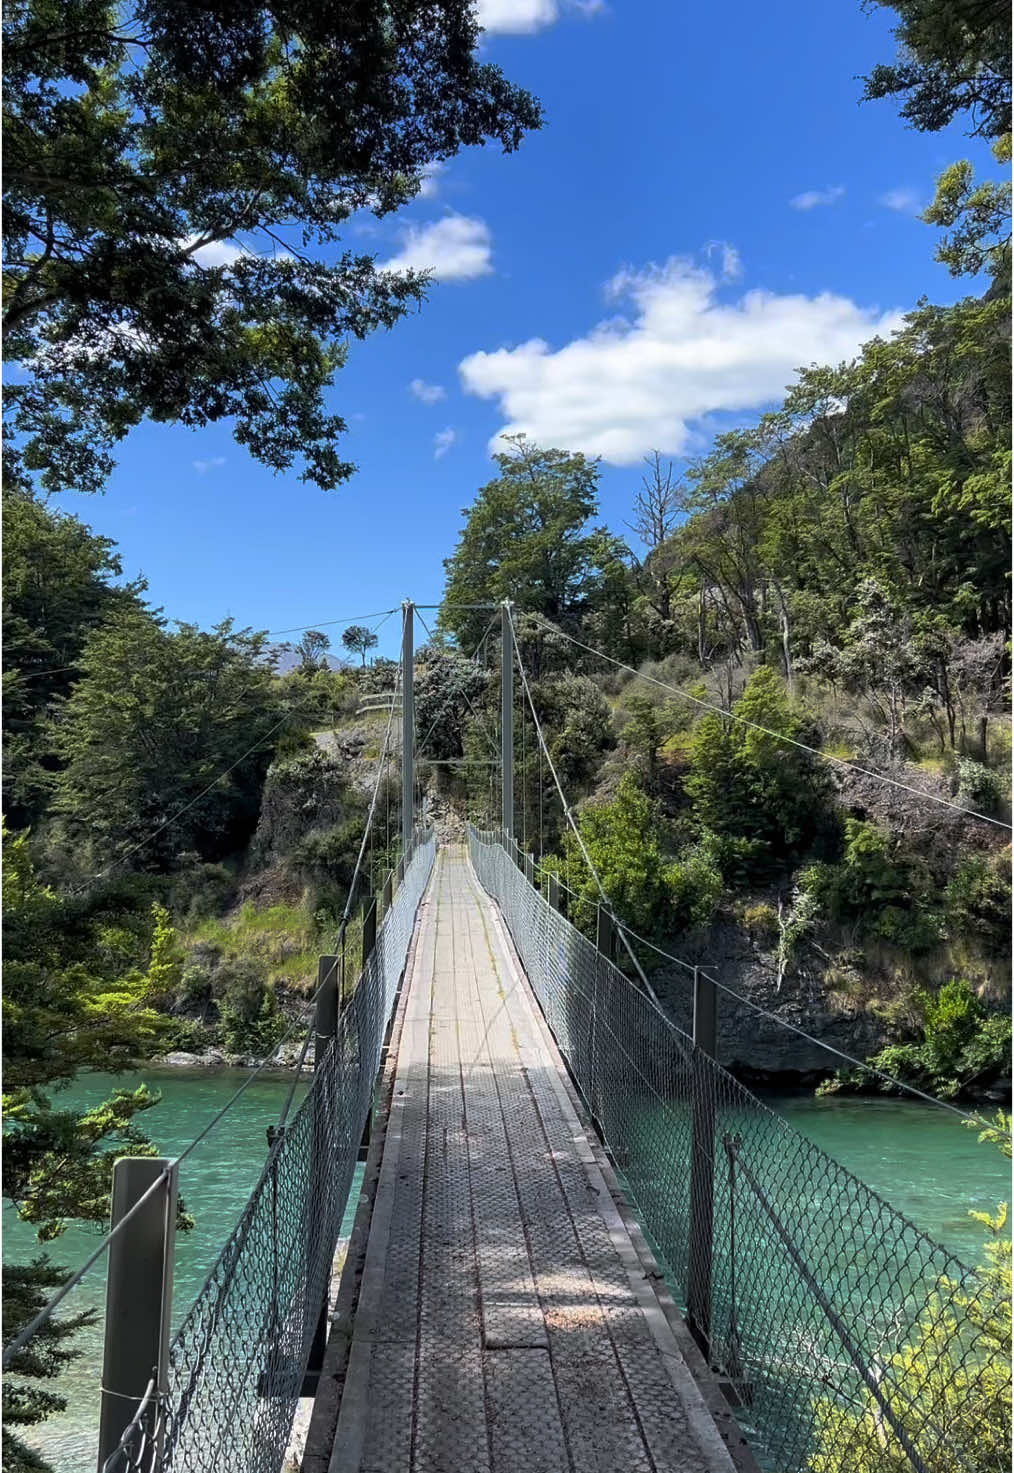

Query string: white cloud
[181,236,249,268]
[382,214,493,281]
[433,427,458,459]
[475,0,604,33]
[193,456,227,474]
[417,162,447,200]
[880,187,922,214]
[790,186,845,211]
[476,0,559,34]
[705,240,742,280]
[410,378,447,405]
[459,256,904,465]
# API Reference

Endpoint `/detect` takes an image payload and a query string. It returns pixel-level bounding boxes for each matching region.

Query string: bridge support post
[524,853,536,887]
[595,904,615,962]
[97,1158,177,1473]
[688,966,718,1360]
[382,869,393,920]
[548,871,561,913]
[501,601,514,843]
[303,953,341,1395]
[361,896,377,974]
[401,601,414,860]
[358,900,379,1164]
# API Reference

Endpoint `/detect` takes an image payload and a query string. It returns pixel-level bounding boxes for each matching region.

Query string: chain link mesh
[104,831,435,1473]
[468,826,1008,1473]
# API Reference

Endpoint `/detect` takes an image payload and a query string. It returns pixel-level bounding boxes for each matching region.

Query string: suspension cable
[506,609,661,1007]
[612,921,1009,1130]
[5,677,409,1368]
[527,618,1012,833]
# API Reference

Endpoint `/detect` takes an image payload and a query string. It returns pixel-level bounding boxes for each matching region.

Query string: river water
[5,1071,1009,1471]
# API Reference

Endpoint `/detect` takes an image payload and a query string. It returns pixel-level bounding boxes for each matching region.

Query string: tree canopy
[2,0,541,496]
[862,0,1011,140]
[439,436,628,651]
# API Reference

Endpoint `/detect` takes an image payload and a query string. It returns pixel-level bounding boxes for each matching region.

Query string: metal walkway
[326,847,735,1473]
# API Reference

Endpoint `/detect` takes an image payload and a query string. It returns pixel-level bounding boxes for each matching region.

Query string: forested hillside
[3,1,1011,1466]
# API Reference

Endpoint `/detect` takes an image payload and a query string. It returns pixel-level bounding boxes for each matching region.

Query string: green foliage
[2,1257,96,1473]
[439,437,629,652]
[2,487,147,828]
[801,819,944,953]
[1,826,189,1463]
[956,756,1007,813]
[742,902,779,946]
[341,624,378,666]
[924,133,1012,284]
[685,668,835,880]
[3,1,541,495]
[944,849,1012,950]
[824,979,1011,1100]
[216,956,287,1057]
[52,606,286,867]
[860,0,1011,141]
[808,1111,1011,1473]
[415,649,491,761]
[560,773,721,939]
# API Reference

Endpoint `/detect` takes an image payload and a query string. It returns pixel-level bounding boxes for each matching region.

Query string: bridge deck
[327,847,734,1473]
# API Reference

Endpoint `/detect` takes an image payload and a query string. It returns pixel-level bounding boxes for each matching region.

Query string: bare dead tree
[625,450,682,550]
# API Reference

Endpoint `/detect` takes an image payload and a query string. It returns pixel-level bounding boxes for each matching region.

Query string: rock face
[649,919,888,1082]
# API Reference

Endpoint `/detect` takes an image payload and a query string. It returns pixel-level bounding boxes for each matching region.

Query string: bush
[945,849,1012,950]
[824,979,1011,1100]
[957,757,1007,814]
[216,957,287,1057]
[684,668,835,881]
[802,820,944,954]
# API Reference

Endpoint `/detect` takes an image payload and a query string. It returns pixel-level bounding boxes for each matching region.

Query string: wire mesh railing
[103,829,436,1473]
[468,825,1009,1473]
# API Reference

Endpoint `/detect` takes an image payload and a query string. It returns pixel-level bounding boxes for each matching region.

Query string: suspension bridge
[7,603,1005,1473]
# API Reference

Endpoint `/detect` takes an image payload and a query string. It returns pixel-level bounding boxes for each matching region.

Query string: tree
[341,624,378,666]
[295,628,330,672]
[685,667,835,879]
[861,0,1011,141]
[923,133,1012,284]
[627,451,682,550]
[2,487,147,828]
[3,1,541,496]
[2,827,184,1470]
[439,437,628,651]
[556,773,721,939]
[52,608,285,869]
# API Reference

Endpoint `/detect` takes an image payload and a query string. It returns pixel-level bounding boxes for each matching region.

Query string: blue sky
[58,0,998,659]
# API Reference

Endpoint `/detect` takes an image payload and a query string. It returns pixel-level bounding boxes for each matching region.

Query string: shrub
[742,902,779,946]
[957,757,1007,814]
[824,980,1011,1100]
[216,957,287,1057]
[945,849,1012,950]
[684,668,835,881]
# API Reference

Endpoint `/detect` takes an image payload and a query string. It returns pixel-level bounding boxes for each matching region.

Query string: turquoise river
[4,1070,1009,1471]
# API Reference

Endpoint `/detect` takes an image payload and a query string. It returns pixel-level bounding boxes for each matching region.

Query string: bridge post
[303,952,341,1394]
[361,896,377,973]
[357,898,379,1164]
[548,871,561,913]
[97,1158,177,1473]
[501,601,514,842]
[401,601,414,860]
[524,852,535,886]
[595,904,615,962]
[687,966,718,1359]
[382,869,393,920]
